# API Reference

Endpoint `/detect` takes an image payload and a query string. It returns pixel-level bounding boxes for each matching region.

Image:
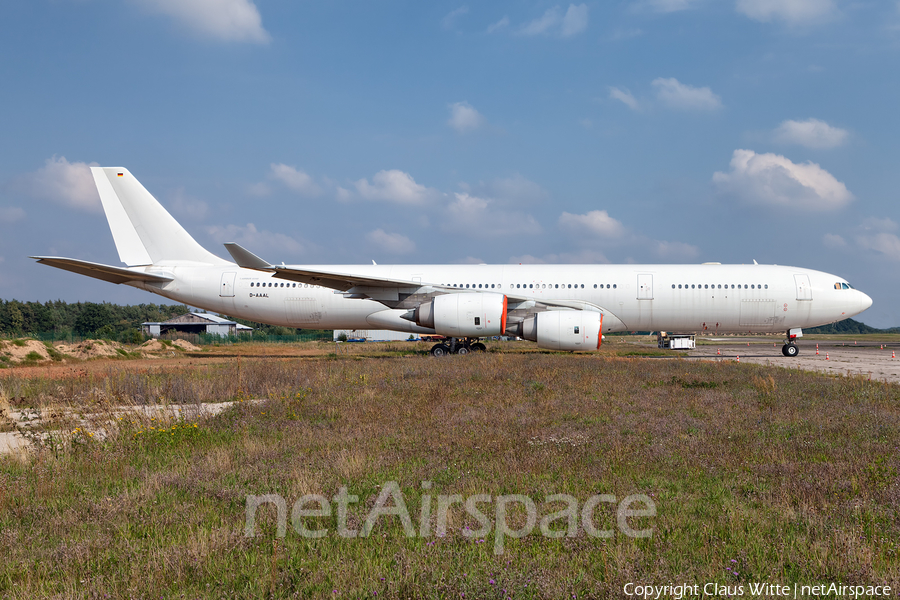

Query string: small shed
[142,312,253,338]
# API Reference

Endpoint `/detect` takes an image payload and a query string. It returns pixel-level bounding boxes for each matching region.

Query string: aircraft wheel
[471,342,487,352]
[431,343,450,357]
[782,343,799,357]
[455,346,470,355]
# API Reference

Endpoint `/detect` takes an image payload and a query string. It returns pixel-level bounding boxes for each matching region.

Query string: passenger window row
[671,284,768,290]
[250,282,318,288]
[442,283,619,290]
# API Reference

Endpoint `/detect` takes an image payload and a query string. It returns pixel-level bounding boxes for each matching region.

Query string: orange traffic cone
[826,353,829,360]
[717,348,720,355]
[816,346,819,356]
[736,355,740,362]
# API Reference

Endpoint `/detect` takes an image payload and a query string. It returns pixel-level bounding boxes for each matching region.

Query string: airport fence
[196,332,333,345]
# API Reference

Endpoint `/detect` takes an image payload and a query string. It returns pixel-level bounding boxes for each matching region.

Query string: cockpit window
[841,283,850,290]
[835,282,854,290]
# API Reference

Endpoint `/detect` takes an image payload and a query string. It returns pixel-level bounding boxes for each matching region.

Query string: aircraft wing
[31,257,174,285]
[222,242,614,317]
[224,242,446,291]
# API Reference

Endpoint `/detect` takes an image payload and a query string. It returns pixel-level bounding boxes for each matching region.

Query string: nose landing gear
[781,343,799,357]
[781,329,801,357]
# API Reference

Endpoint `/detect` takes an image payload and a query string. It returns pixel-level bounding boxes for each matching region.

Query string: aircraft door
[220,272,236,297]
[794,274,812,301]
[637,274,653,300]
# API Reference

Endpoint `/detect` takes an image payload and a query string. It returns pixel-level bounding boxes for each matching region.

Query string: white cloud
[17,156,100,212]
[487,16,510,33]
[518,4,588,37]
[509,249,611,264]
[448,101,486,133]
[609,86,640,110]
[477,174,549,206]
[0,207,26,224]
[652,77,722,110]
[335,186,352,202]
[834,218,900,261]
[354,170,434,205]
[246,182,271,197]
[859,217,898,232]
[365,229,416,255]
[558,210,627,238]
[712,149,853,211]
[736,0,836,24]
[520,6,562,35]
[136,0,270,43]
[655,240,700,260]
[773,118,848,149]
[822,233,847,248]
[269,164,322,196]
[442,6,469,29]
[443,192,541,236]
[561,4,590,37]
[456,256,486,264]
[856,233,900,261]
[205,223,311,257]
[168,188,209,220]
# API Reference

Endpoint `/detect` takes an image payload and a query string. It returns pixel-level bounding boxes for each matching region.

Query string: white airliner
[33,167,872,357]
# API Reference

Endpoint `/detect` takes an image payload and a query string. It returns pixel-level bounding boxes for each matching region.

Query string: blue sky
[1,0,899,326]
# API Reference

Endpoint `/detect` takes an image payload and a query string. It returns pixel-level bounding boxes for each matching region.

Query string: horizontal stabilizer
[223,243,272,270]
[31,257,174,285]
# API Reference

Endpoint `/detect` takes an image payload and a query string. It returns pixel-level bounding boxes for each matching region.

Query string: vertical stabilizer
[91,167,228,266]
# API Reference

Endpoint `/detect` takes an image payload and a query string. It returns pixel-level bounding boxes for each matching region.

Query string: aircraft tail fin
[91,167,228,266]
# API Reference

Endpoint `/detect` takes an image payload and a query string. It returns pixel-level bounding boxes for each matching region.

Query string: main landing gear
[430,338,487,357]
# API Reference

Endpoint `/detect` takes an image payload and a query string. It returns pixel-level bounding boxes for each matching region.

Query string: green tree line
[805,318,899,335]
[0,299,190,340]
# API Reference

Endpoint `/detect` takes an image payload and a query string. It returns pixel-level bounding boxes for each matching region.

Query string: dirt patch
[140,339,167,352]
[55,339,123,360]
[0,340,52,363]
[170,339,200,351]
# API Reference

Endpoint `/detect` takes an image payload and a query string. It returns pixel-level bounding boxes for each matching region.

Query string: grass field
[1,341,898,598]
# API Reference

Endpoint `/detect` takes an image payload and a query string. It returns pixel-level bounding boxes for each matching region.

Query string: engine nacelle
[413,293,507,337]
[510,310,602,351]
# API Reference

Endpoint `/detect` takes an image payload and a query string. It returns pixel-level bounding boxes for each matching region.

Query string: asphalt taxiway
[689,339,900,383]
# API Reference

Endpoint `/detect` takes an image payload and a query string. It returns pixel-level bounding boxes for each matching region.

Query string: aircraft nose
[860,291,873,312]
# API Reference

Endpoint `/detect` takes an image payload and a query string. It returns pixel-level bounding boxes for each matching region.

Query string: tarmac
[688,338,900,383]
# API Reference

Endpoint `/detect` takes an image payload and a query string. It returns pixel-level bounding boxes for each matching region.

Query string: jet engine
[507,310,602,351]
[408,293,508,337]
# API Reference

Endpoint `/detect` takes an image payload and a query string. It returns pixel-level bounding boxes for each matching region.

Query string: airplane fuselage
[126,262,871,335]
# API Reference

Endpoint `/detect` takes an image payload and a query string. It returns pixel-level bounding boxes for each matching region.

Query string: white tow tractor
[657,332,695,349]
